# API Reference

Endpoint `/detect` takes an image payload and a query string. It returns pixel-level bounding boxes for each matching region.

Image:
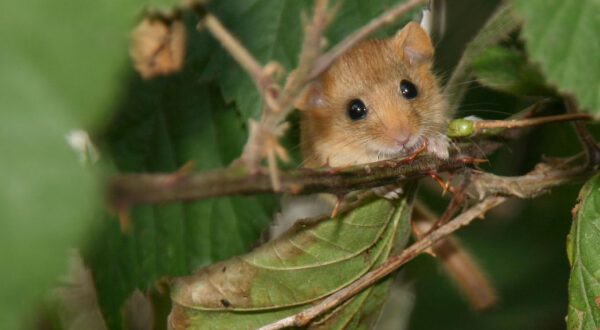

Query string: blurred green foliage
[471,46,550,96]
[0,0,139,327]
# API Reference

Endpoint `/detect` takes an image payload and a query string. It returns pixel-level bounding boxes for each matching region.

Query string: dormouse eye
[400,79,418,99]
[347,99,368,121]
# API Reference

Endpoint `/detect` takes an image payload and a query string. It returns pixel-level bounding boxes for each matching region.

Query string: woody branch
[109,142,493,208]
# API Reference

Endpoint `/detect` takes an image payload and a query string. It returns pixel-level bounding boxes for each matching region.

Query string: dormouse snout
[393,132,411,146]
[382,126,409,145]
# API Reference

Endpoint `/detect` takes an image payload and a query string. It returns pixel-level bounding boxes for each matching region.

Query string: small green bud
[447,119,475,138]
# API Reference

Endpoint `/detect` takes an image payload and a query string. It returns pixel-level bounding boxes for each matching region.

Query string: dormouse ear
[392,21,434,67]
[293,78,326,111]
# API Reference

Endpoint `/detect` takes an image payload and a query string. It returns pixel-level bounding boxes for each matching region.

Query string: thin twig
[426,170,472,234]
[199,13,273,94]
[448,112,593,138]
[473,113,592,131]
[276,0,331,112]
[307,0,428,81]
[242,0,333,189]
[413,202,497,311]
[564,96,600,168]
[258,196,507,330]
[470,159,592,199]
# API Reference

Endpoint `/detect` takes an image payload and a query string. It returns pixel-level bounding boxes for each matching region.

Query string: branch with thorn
[109,143,492,209]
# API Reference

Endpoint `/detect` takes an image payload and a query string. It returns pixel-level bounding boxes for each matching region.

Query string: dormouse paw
[426,133,450,159]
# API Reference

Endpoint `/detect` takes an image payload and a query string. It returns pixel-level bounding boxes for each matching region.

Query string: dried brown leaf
[130,18,186,79]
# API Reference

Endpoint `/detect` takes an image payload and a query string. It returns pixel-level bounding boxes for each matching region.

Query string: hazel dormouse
[298,22,450,169]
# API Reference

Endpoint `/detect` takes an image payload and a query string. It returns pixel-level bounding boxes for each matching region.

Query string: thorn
[402,141,428,163]
[264,86,281,113]
[153,276,170,295]
[273,140,290,163]
[263,61,284,80]
[429,172,451,195]
[461,157,488,165]
[423,247,437,257]
[267,145,281,191]
[564,96,600,168]
[240,120,263,174]
[165,161,196,185]
[117,204,132,233]
[330,194,345,218]
[522,98,549,119]
[179,160,196,173]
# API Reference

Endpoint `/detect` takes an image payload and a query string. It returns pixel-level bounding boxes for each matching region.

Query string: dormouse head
[298,22,449,167]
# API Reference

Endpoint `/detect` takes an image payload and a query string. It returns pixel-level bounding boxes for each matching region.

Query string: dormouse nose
[385,126,412,146]
[393,130,411,146]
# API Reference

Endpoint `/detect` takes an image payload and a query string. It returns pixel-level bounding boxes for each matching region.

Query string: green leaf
[0,0,138,327]
[202,0,410,119]
[472,46,551,96]
[567,173,600,329]
[514,0,600,113]
[443,2,522,113]
[169,191,414,329]
[201,1,309,119]
[86,72,277,328]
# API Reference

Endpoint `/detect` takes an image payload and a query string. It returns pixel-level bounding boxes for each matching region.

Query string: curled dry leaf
[169,192,414,329]
[130,18,186,79]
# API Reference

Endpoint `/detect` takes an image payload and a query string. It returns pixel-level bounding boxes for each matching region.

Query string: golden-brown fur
[298,22,449,168]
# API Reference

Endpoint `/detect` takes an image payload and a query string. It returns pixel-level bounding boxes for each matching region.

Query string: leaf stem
[199,12,273,95]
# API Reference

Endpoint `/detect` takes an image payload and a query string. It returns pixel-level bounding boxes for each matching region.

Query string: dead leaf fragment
[122,290,154,330]
[130,18,186,79]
